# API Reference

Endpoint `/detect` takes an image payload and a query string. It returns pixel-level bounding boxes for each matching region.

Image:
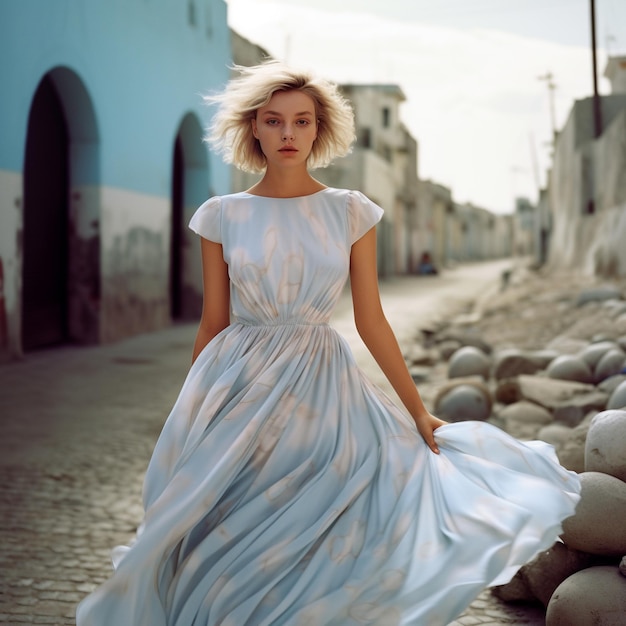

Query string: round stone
[576,285,622,306]
[547,355,594,384]
[499,401,553,439]
[538,423,572,448]
[447,346,491,380]
[607,380,626,410]
[579,341,619,369]
[594,348,626,383]
[585,409,626,481]
[492,348,546,380]
[435,384,491,422]
[560,472,626,556]
[546,566,626,625]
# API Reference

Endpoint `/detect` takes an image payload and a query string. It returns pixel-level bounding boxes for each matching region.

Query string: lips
[279,146,298,152]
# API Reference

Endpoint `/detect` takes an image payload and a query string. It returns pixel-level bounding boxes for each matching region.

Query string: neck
[249,167,325,198]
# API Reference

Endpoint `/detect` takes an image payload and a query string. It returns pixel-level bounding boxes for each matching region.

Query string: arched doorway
[22,68,100,351]
[23,76,70,350]
[170,113,209,320]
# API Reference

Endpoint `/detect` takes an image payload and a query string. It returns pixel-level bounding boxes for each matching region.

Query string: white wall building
[547,56,626,276]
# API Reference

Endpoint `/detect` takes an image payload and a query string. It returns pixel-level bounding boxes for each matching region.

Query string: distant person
[417,250,438,275]
[77,61,580,625]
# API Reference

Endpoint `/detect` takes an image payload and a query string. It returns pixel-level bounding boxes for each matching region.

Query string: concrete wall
[0,1,231,359]
[230,30,268,193]
[316,84,422,276]
[548,97,626,276]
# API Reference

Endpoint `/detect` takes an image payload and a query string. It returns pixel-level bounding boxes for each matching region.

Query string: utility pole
[590,0,602,138]
[537,72,557,148]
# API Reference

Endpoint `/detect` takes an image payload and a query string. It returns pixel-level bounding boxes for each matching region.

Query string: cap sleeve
[347,190,384,244]
[189,196,222,243]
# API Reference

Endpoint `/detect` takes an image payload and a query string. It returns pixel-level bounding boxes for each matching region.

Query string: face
[251,90,318,170]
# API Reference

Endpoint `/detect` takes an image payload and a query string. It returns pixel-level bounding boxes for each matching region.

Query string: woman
[77,61,579,625]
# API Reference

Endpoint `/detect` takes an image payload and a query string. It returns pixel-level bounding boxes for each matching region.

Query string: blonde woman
[77,61,580,625]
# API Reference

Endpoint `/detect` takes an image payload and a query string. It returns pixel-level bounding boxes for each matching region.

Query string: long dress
[76,187,580,626]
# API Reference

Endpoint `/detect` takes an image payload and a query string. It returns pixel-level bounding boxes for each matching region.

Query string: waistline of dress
[233,319,331,328]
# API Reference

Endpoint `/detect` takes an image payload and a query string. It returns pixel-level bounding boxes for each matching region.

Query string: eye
[296,119,310,126]
[265,118,279,125]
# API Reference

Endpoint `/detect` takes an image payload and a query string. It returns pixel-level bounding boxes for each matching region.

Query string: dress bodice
[189,188,384,326]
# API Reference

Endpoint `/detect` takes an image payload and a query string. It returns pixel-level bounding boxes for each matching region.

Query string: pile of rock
[406,277,626,624]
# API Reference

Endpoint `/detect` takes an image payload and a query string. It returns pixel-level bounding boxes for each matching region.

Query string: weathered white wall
[100,187,170,343]
[548,103,626,276]
[0,170,22,358]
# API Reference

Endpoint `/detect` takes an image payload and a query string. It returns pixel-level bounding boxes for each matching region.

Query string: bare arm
[192,238,231,363]
[350,227,446,453]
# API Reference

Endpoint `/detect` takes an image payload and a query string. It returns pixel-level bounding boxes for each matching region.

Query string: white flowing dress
[76,187,580,626]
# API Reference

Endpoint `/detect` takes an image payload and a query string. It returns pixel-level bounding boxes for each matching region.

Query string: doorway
[170,113,209,321]
[22,76,69,350]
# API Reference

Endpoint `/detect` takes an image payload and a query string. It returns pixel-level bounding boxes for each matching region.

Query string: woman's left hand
[413,412,448,454]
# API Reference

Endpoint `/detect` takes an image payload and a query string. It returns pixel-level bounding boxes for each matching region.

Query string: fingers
[428,438,440,454]
[418,426,440,454]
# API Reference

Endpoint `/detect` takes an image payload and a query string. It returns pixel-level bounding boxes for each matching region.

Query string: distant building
[230,30,270,194]
[547,55,626,275]
[316,84,416,276]
[514,197,536,256]
[0,1,231,361]
[417,180,453,268]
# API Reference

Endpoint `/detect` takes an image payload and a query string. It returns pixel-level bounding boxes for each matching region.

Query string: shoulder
[342,189,384,244]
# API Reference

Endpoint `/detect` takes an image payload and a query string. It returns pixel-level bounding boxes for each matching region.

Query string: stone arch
[170,112,209,320]
[22,66,101,351]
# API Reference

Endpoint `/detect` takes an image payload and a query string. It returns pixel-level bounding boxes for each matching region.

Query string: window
[382,107,391,128]
[358,127,371,148]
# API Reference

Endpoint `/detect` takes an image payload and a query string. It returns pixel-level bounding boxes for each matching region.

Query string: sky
[226,0,626,214]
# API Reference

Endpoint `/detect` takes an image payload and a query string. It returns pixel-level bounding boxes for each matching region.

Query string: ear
[251,117,259,139]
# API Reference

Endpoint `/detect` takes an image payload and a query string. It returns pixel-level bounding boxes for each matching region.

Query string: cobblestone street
[0,260,545,625]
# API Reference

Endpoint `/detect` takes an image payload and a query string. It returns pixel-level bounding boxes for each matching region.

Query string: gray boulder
[448,346,491,380]
[546,566,626,625]
[585,409,626,481]
[575,285,622,306]
[496,375,596,410]
[607,380,626,410]
[437,339,462,361]
[579,341,619,369]
[538,423,573,448]
[560,472,626,556]
[599,374,626,395]
[494,542,594,607]
[557,414,594,473]
[498,401,553,440]
[436,331,493,354]
[529,349,561,369]
[594,348,626,383]
[552,391,609,427]
[435,383,491,422]
[547,355,594,385]
[492,348,549,380]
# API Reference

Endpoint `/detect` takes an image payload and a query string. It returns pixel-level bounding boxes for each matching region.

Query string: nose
[281,125,295,142]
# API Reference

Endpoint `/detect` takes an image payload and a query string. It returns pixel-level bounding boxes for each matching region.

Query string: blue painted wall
[0,0,231,196]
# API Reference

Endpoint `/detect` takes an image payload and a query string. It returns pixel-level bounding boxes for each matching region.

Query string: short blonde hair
[205,60,355,172]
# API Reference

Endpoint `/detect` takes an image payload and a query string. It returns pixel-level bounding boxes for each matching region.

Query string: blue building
[0,0,231,360]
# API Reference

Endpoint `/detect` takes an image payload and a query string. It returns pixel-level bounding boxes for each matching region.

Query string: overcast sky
[226,0,626,213]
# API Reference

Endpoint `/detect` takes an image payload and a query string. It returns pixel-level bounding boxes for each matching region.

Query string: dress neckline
[240,187,334,200]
